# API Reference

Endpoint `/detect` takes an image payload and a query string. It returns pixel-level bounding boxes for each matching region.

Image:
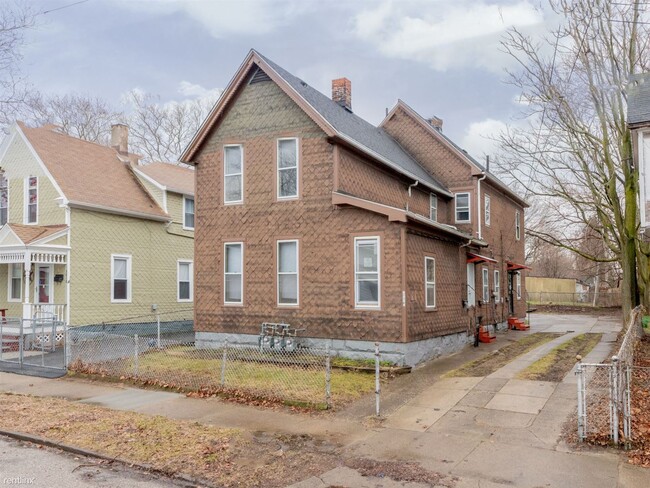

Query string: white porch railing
[30,303,66,323]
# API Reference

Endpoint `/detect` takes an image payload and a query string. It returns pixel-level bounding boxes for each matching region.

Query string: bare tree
[0,2,35,126]
[21,92,122,144]
[496,0,648,317]
[123,89,219,163]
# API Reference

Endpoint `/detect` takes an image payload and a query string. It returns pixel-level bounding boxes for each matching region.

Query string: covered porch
[0,224,70,324]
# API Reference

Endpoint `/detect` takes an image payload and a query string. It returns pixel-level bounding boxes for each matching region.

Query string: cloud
[178,81,221,100]
[461,118,508,162]
[115,0,314,38]
[352,0,545,73]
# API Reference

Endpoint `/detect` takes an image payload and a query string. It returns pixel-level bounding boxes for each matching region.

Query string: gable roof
[3,223,68,245]
[181,50,451,198]
[137,162,195,196]
[16,122,169,221]
[382,100,529,208]
[628,72,650,127]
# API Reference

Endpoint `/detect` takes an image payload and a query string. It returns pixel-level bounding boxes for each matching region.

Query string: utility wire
[42,0,90,15]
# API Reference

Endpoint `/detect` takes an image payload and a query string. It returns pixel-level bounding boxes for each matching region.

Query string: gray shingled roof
[256,51,450,197]
[628,73,650,126]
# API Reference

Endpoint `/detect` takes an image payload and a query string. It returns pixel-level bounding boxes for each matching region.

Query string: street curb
[0,430,217,488]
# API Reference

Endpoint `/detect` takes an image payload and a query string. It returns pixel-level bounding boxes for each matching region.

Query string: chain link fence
[576,306,646,446]
[67,313,384,410]
[527,290,622,307]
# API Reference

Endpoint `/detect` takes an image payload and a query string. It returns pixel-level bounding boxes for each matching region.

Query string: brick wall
[193,77,405,342]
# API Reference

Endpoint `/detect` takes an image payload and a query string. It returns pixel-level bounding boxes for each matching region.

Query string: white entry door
[35,264,53,304]
[466,262,476,307]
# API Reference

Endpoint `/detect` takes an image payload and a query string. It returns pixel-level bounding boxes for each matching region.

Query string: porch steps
[1,335,20,352]
[478,324,496,343]
[508,317,530,331]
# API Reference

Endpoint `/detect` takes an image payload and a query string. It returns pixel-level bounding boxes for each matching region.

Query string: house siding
[3,132,65,225]
[69,208,194,325]
[194,78,405,342]
[166,192,194,237]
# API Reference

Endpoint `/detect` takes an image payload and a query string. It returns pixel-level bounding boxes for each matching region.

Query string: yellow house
[0,122,194,326]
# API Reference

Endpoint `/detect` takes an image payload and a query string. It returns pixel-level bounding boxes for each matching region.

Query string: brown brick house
[181,50,528,365]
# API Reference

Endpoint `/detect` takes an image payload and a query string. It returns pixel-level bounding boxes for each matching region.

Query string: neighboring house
[629,73,650,229]
[0,122,194,325]
[181,50,527,365]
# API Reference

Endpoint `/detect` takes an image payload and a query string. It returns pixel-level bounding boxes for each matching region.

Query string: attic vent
[249,67,271,84]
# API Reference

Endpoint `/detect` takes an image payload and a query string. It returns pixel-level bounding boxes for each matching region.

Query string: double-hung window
[482,267,490,303]
[429,194,438,222]
[111,255,132,303]
[224,242,243,304]
[354,237,380,308]
[224,145,243,204]
[183,197,195,230]
[515,210,521,240]
[494,270,500,302]
[178,260,193,302]
[425,257,436,308]
[277,240,299,306]
[0,171,7,225]
[516,271,522,299]
[455,192,470,223]
[8,263,21,301]
[277,138,298,199]
[26,176,38,224]
[485,194,491,226]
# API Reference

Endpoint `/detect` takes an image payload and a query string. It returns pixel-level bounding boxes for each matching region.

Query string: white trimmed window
[183,197,195,230]
[177,260,193,302]
[482,267,490,303]
[485,194,491,226]
[25,176,38,224]
[425,257,436,308]
[466,263,476,307]
[111,255,132,303]
[277,138,298,199]
[224,242,243,304]
[516,271,522,299]
[515,210,521,240]
[224,145,243,204]
[354,236,380,308]
[0,171,7,225]
[8,263,21,301]
[429,194,438,222]
[277,240,299,306]
[455,192,470,223]
[494,270,500,302]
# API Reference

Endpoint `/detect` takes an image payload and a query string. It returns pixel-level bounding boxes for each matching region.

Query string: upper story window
[354,236,380,309]
[485,194,491,226]
[515,210,521,240]
[224,242,243,304]
[429,194,438,222]
[111,254,132,303]
[177,260,193,302]
[183,196,195,230]
[482,267,490,303]
[277,138,298,199]
[455,192,470,223]
[26,176,38,224]
[277,240,299,306]
[0,171,7,226]
[425,257,436,308]
[224,145,243,204]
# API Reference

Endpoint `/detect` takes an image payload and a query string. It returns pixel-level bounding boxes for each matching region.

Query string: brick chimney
[111,124,129,154]
[427,116,443,131]
[332,78,352,112]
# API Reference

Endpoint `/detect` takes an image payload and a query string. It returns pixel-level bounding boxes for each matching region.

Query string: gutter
[477,172,488,240]
[67,201,170,223]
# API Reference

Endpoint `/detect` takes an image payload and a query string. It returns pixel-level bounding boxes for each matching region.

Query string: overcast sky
[18,0,560,162]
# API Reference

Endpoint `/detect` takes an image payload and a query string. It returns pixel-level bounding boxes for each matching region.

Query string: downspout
[406,180,419,212]
[477,172,487,240]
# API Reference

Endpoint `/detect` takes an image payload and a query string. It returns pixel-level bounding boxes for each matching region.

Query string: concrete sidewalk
[2,312,648,487]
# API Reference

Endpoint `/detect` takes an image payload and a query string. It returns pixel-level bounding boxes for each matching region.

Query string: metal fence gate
[0,317,67,375]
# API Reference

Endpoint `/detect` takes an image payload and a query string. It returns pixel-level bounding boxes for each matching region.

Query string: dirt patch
[345,458,457,486]
[533,305,621,316]
[446,333,562,378]
[518,333,603,382]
